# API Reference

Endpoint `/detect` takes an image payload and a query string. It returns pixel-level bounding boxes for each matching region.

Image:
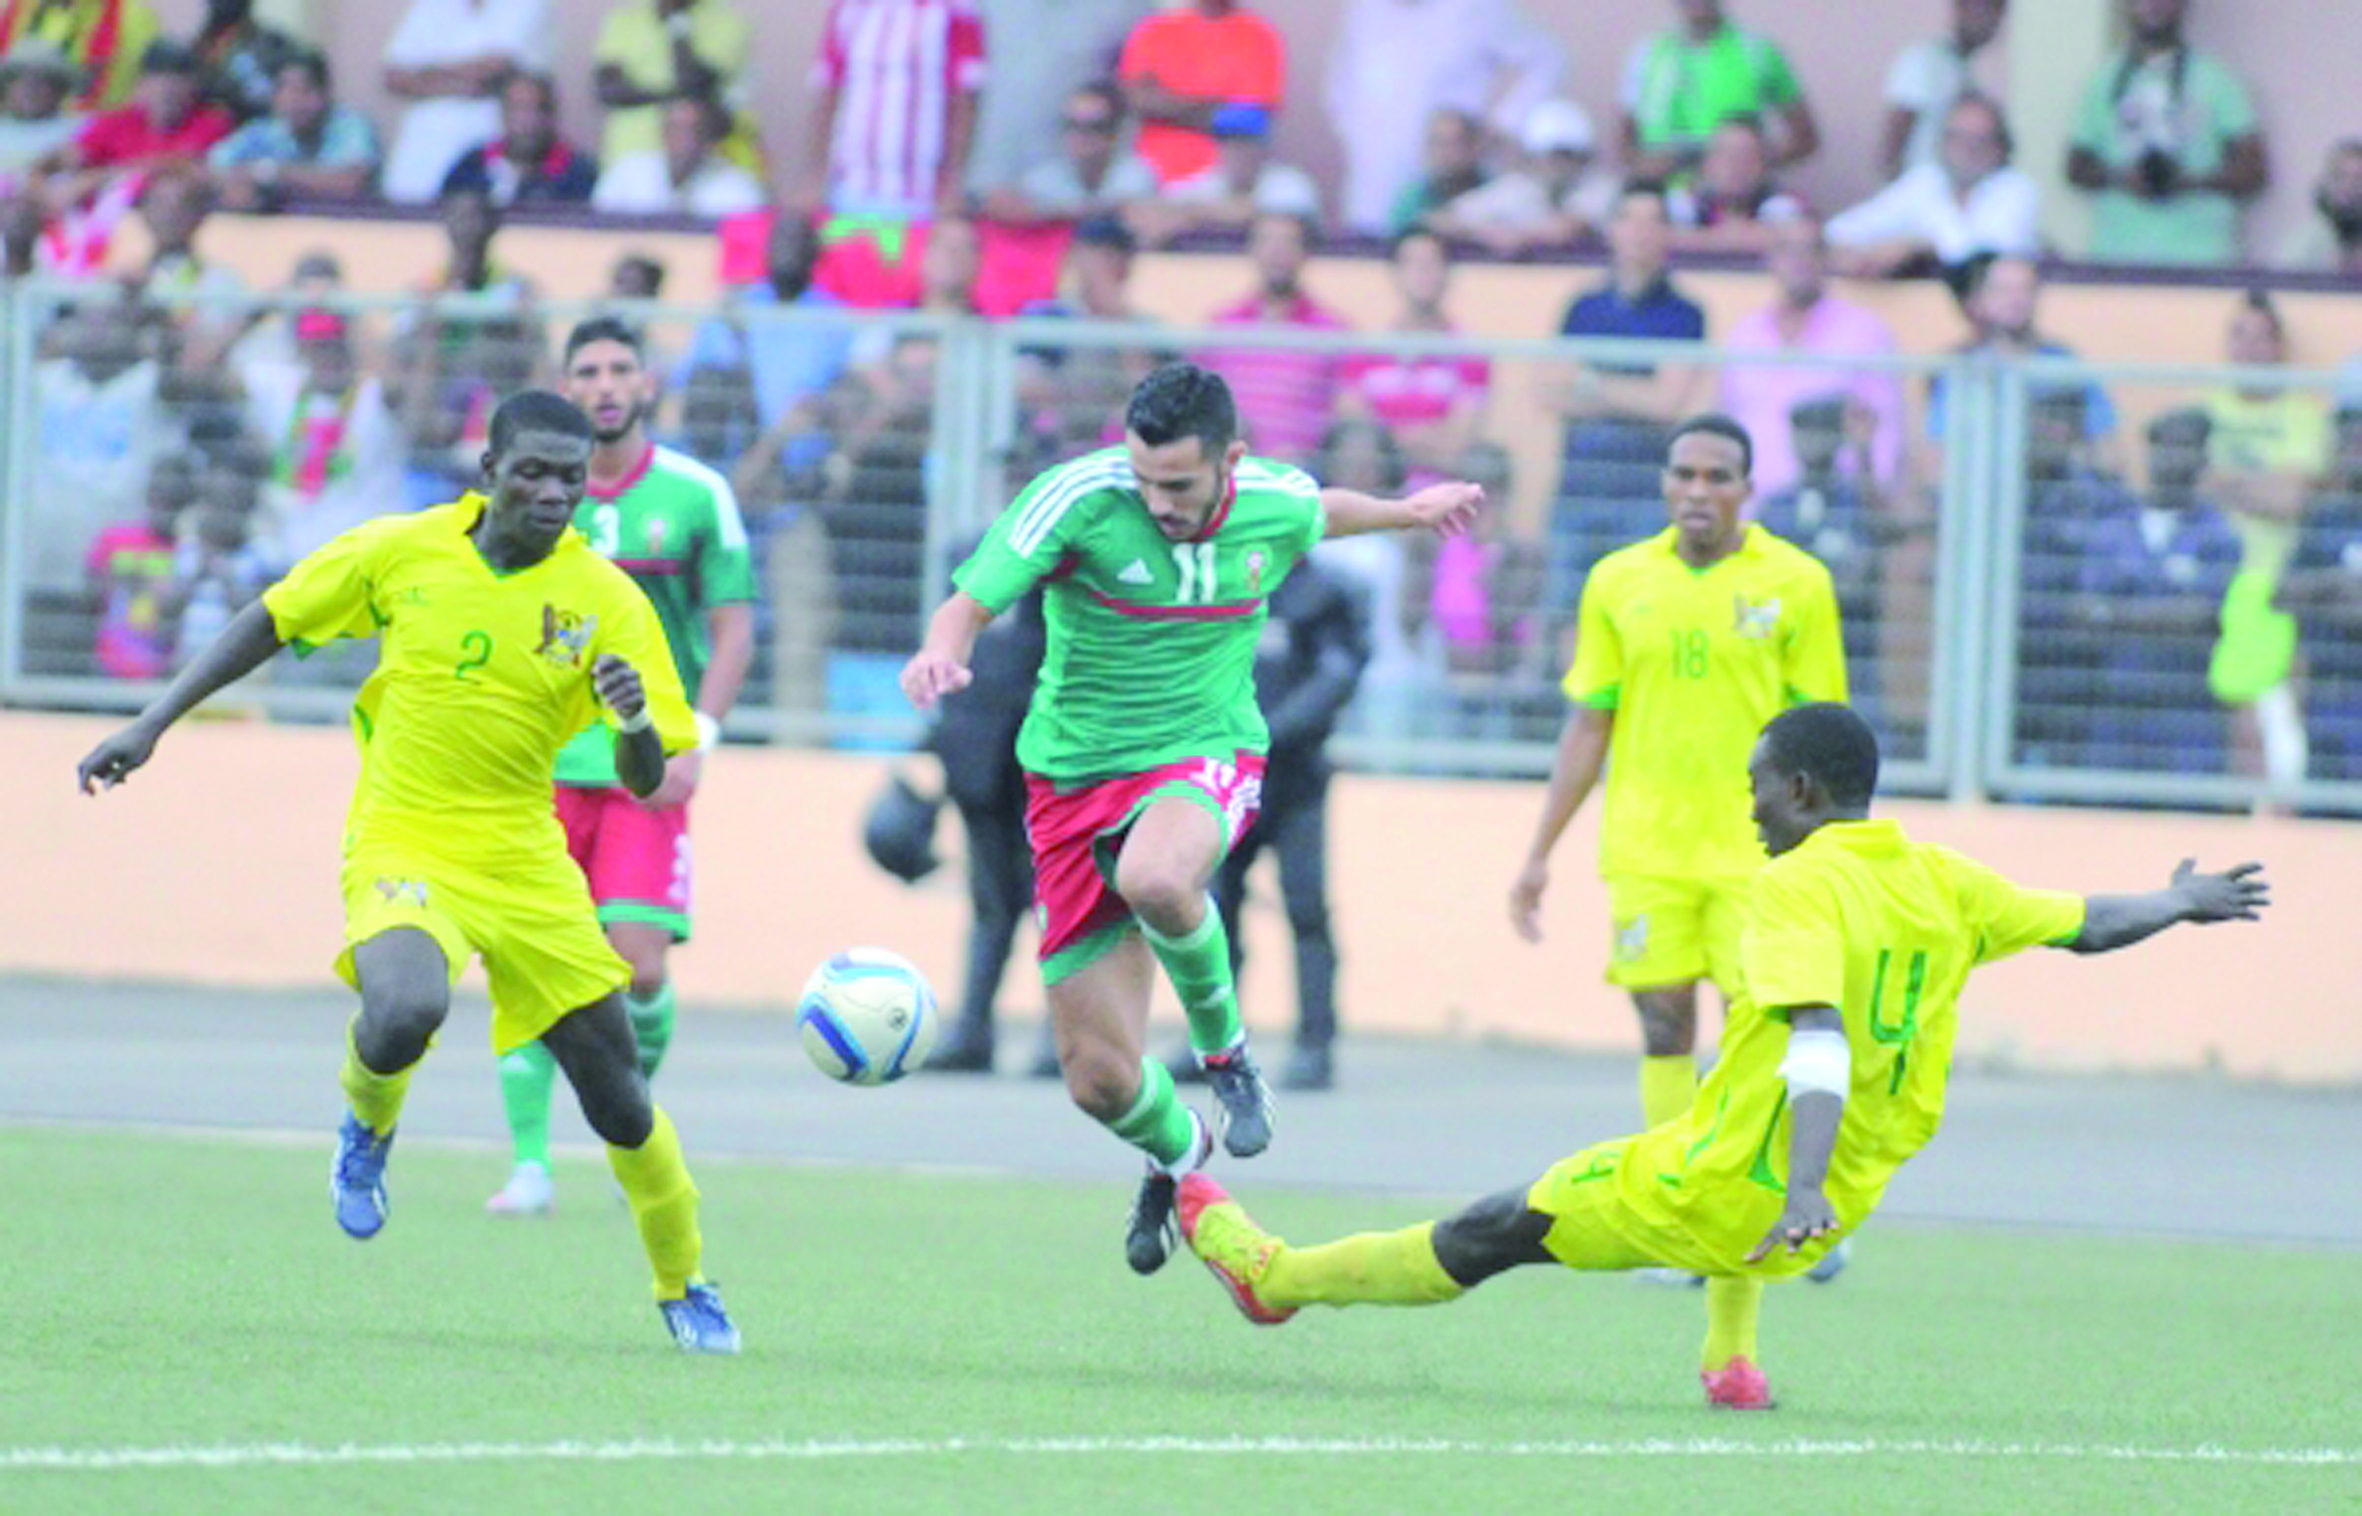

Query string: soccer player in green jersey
[485,318,758,1216]
[902,362,1482,1273]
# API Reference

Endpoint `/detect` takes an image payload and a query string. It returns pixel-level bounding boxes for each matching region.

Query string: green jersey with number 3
[552,445,757,788]
[955,448,1327,783]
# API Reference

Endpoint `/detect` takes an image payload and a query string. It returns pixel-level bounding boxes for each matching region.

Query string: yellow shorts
[1603,873,1751,992]
[1526,1135,1843,1280]
[338,841,628,1055]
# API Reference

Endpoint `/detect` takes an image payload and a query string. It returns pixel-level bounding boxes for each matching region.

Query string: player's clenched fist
[900,651,973,709]
[593,654,647,723]
[77,719,161,794]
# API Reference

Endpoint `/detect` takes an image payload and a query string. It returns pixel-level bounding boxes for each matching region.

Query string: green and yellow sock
[609,1106,702,1300]
[1106,1055,1202,1170]
[1141,898,1242,1056]
[1640,1053,1697,1129]
[1703,1275,1763,1371]
[496,1041,557,1169]
[339,1018,419,1137]
[1262,1222,1467,1310]
[625,984,676,1081]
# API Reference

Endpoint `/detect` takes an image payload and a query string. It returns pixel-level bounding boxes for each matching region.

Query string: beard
[591,400,646,445]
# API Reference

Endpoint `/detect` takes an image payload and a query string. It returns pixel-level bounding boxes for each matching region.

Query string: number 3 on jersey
[1172,542,1218,604]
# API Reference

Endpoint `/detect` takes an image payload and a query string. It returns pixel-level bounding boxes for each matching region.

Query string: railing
[4,278,2357,814]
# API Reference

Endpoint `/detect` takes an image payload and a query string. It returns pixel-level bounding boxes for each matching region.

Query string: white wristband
[1780,1025,1851,1098]
[694,711,721,751]
[615,708,653,735]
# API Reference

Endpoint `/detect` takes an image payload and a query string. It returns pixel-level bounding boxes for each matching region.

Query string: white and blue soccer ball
[797,948,940,1086]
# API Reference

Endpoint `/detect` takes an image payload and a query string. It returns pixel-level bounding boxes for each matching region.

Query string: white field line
[3,1436,2356,1473]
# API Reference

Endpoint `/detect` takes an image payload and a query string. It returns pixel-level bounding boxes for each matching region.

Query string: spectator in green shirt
[2064,0,2266,267]
[1616,0,1818,183]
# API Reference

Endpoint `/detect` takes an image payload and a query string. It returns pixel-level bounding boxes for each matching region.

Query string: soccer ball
[797,948,940,1085]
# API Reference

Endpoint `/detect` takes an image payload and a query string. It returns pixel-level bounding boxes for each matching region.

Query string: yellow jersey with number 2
[263,496,698,867]
[1563,525,1847,880]
[1554,819,2086,1278]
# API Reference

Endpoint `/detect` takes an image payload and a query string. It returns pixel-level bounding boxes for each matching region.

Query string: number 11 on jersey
[1173,542,1217,604]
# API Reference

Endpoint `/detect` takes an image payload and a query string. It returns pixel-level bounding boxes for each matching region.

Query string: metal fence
[5,277,2359,814]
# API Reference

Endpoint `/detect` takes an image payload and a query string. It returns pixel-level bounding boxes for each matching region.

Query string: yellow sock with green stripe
[609,1107,703,1300]
[1106,1055,1203,1169]
[1702,1275,1763,1371]
[1141,900,1243,1055]
[1260,1222,1467,1309]
[339,1019,419,1137]
[1640,1053,1697,1128]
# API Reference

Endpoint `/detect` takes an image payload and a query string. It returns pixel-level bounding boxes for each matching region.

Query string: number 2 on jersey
[455,630,494,681]
[1172,542,1218,604]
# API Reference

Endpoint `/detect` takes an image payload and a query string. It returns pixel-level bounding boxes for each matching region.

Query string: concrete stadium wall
[6,712,2350,1082]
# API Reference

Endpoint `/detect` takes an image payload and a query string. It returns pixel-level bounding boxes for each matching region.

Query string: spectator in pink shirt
[1718,213,1905,499]
[1337,227,1489,486]
[1200,210,1352,466]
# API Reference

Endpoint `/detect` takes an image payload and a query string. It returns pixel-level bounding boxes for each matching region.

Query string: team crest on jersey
[537,605,597,667]
[643,518,668,557]
[1614,915,1650,962]
[1246,549,1268,594]
[1733,595,1782,640]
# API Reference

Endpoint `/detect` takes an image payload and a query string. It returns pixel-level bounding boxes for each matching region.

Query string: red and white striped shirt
[812,0,987,216]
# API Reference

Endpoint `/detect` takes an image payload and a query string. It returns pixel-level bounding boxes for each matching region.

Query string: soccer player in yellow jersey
[1179,703,2268,1409]
[75,391,743,1354]
[1510,415,1847,1160]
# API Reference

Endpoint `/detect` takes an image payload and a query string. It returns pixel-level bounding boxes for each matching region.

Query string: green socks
[625,984,676,1079]
[1106,1055,1204,1169]
[1142,899,1243,1056]
[497,1041,558,1169]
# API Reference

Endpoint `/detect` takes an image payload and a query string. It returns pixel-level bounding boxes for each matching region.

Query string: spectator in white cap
[1425,97,1618,255]
[0,38,88,180]
[1130,102,1320,244]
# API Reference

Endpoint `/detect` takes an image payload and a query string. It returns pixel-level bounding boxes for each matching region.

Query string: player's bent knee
[1060,1044,1134,1123]
[577,1072,655,1148]
[1432,1189,1555,1288]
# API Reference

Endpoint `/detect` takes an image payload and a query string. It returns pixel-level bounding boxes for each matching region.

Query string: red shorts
[1023,752,1265,983]
[553,785,693,941]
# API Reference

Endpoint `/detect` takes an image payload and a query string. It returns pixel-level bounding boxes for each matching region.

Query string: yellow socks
[609,1107,704,1300]
[1261,1222,1467,1310]
[339,1020,418,1136]
[1640,1053,1697,1129]
[1702,1275,1763,1371]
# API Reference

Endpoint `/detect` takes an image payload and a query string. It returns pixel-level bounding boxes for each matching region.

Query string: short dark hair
[1072,214,1137,255]
[1126,362,1237,455]
[277,49,330,93]
[563,314,645,365]
[1618,180,1672,216]
[1761,703,1880,809]
[488,389,594,455]
[2237,286,2286,342]
[1668,413,1754,477]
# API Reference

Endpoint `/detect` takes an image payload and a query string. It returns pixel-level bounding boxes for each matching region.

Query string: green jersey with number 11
[552,444,757,788]
[954,447,1326,782]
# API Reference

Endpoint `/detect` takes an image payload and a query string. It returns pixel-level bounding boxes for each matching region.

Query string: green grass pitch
[3,1124,2353,1515]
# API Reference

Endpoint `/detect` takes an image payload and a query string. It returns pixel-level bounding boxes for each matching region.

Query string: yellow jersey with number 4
[1563,526,1846,880]
[1600,819,2084,1274]
[262,496,698,865]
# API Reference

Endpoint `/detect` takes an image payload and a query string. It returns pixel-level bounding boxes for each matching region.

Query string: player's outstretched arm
[2066,860,2270,955]
[900,592,995,710]
[77,601,286,794]
[1509,705,1613,943]
[1320,481,1484,540]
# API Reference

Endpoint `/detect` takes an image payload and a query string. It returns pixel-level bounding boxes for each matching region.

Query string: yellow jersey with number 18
[1562,525,1846,880]
[1606,819,2085,1274]
[262,496,698,866]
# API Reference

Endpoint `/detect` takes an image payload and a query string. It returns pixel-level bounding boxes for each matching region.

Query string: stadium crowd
[6,0,2362,793]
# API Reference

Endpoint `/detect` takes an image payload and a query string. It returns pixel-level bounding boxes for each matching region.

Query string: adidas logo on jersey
[1117,559,1154,585]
